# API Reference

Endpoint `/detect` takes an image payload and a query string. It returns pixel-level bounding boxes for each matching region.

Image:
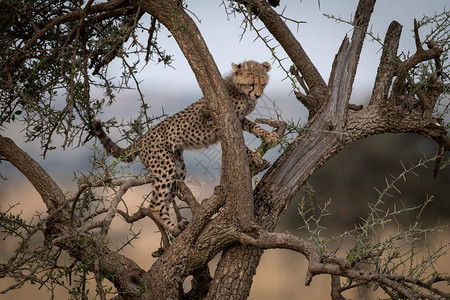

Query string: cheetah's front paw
[255,118,286,147]
[248,150,270,174]
[248,151,263,166]
[262,131,281,146]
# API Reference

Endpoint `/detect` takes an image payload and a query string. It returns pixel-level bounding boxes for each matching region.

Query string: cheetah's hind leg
[171,149,189,232]
[148,176,187,237]
[144,147,188,237]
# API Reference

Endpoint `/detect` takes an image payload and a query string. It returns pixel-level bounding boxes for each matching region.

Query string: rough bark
[2,0,449,299]
[369,21,402,106]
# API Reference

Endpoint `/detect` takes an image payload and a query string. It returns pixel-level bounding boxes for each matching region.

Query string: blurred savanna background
[1,0,450,299]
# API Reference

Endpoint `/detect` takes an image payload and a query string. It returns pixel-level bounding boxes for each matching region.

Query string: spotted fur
[93,61,279,236]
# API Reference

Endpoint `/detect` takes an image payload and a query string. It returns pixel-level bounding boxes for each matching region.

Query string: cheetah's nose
[254,94,261,99]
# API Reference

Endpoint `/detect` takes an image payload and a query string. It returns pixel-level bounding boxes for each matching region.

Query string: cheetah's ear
[262,61,271,72]
[232,62,241,73]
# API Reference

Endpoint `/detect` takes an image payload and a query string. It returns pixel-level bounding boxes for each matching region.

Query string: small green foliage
[0,209,31,240]
[0,0,174,157]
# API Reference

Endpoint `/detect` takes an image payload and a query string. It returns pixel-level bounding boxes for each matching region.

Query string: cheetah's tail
[92,116,138,163]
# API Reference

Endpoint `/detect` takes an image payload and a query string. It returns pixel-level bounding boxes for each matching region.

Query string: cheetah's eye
[249,83,255,87]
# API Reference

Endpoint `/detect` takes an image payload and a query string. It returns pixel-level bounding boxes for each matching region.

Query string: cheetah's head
[231,61,271,100]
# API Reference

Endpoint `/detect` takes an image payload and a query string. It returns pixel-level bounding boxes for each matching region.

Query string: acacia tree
[1,0,449,299]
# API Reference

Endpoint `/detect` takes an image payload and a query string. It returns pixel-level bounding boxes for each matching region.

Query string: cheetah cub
[93,61,280,237]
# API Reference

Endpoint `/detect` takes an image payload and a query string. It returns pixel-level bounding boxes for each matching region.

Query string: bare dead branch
[293,90,321,115]
[390,37,443,115]
[396,43,442,75]
[370,21,402,106]
[94,259,107,300]
[70,174,154,227]
[328,0,376,128]
[234,230,321,262]
[233,228,431,299]
[117,207,148,223]
[427,40,444,79]
[414,18,424,51]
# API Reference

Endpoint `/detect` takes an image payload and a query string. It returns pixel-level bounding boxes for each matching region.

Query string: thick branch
[58,233,155,299]
[331,276,349,300]
[398,44,442,73]
[327,0,376,127]
[0,134,65,210]
[262,0,376,199]
[370,21,402,106]
[234,230,321,263]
